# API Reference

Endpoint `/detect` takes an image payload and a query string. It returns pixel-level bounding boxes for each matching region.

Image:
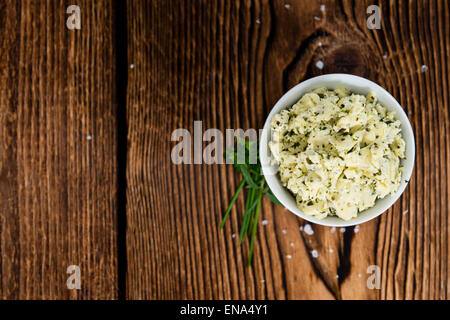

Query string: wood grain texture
[0,0,118,299]
[126,0,449,300]
[0,0,448,300]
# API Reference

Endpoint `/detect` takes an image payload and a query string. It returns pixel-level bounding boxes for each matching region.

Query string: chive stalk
[221,137,281,267]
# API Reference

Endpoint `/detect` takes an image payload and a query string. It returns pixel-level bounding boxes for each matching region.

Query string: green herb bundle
[221,137,281,267]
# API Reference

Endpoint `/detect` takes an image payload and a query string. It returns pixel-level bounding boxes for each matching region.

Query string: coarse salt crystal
[340,227,346,233]
[320,4,326,11]
[262,220,268,226]
[256,18,261,24]
[286,254,292,259]
[403,209,409,215]
[316,60,324,70]
[303,224,314,235]
[354,225,360,233]
[87,135,92,140]
[130,64,134,69]
[282,229,287,234]
[421,65,428,72]
[232,233,236,238]
[314,16,321,21]
[330,227,336,233]
[311,250,319,258]
[329,248,334,253]
[285,3,291,9]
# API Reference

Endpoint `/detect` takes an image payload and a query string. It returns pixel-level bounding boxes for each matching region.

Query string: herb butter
[269,87,406,220]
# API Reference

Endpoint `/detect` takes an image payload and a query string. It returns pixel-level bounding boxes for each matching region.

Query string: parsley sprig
[221,137,282,267]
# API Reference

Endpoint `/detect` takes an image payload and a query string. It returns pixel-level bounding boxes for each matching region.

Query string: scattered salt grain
[335,275,339,279]
[340,227,346,233]
[129,64,134,69]
[232,233,236,239]
[358,273,362,278]
[314,16,321,21]
[403,209,409,215]
[286,255,292,259]
[308,239,312,243]
[290,242,295,247]
[256,18,261,24]
[304,224,314,235]
[330,227,336,233]
[311,250,319,258]
[284,3,291,9]
[282,229,287,234]
[421,65,428,72]
[318,41,323,47]
[383,54,388,60]
[354,225,360,233]
[262,220,268,226]
[329,248,334,253]
[87,135,92,141]
[320,4,326,11]
[315,60,324,70]
[299,226,303,231]
[261,279,265,283]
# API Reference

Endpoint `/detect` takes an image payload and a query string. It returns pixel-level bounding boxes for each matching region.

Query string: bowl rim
[260,73,416,227]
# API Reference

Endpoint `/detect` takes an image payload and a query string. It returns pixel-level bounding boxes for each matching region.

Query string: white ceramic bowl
[260,74,415,227]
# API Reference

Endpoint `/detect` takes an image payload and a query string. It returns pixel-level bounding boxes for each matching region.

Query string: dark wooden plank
[0,0,21,299]
[0,0,118,299]
[129,0,449,299]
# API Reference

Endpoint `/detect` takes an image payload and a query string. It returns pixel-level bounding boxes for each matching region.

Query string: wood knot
[316,45,368,77]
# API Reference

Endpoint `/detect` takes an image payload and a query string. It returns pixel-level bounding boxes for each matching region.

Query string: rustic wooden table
[0,0,448,300]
